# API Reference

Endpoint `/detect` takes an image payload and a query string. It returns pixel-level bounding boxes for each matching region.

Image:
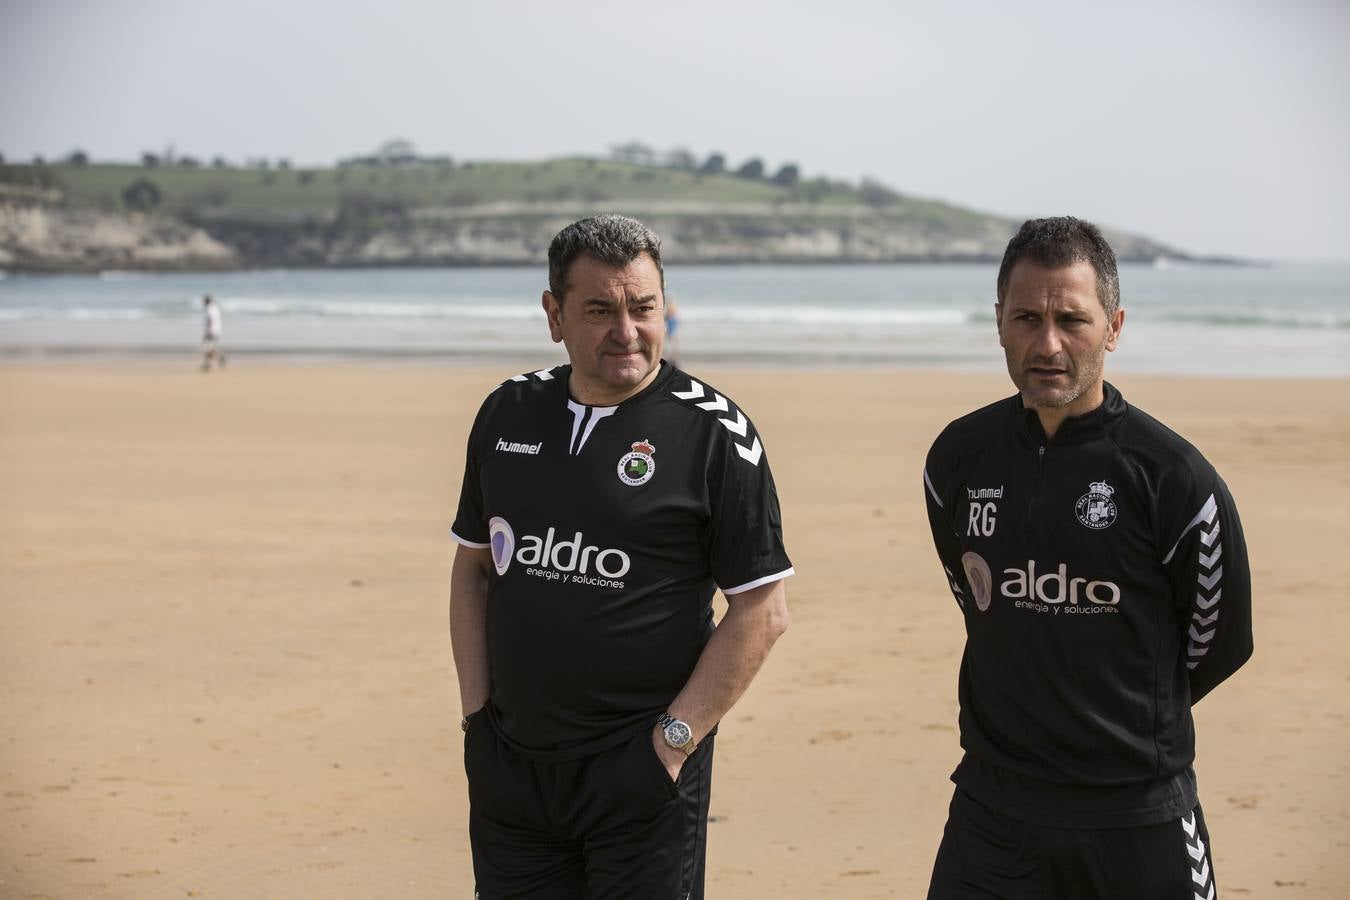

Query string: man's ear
[543,291,564,344]
[1105,307,1125,352]
[994,301,1006,348]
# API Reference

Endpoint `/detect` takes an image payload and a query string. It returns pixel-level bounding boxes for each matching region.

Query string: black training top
[923,382,1253,828]
[452,362,793,760]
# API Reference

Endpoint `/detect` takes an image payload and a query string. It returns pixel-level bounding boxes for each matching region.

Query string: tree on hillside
[211,156,229,169]
[141,152,160,168]
[122,178,161,211]
[859,177,901,207]
[663,148,698,170]
[735,158,765,179]
[700,152,726,174]
[771,163,799,186]
[66,149,89,166]
[378,138,416,164]
[178,156,201,168]
[610,142,656,166]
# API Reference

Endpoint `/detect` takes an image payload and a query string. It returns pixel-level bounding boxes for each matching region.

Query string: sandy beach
[1,361,1347,899]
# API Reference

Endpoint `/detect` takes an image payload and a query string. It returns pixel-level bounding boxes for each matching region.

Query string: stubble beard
[1010,337,1109,411]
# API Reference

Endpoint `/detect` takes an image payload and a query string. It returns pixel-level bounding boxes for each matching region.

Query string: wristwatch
[657,713,695,755]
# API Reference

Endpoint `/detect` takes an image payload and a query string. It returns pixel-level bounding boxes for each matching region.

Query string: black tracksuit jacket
[923,382,1253,827]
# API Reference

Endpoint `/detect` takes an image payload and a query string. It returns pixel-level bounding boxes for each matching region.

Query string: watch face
[664,721,692,747]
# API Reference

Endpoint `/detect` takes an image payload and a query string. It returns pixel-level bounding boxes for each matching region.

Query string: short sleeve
[450,400,491,548]
[705,422,793,595]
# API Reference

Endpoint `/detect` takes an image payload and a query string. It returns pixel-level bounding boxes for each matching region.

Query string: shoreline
[5,262,1347,377]
[0,253,1260,277]
[3,346,1349,379]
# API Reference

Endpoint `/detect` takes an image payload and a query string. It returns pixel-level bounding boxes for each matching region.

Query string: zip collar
[1014,381,1126,447]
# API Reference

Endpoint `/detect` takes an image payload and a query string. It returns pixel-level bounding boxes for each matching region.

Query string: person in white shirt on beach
[201,294,225,371]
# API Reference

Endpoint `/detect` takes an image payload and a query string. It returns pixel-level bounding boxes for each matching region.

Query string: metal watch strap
[658,713,695,755]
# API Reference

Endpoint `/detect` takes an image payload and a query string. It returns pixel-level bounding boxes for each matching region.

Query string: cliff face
[0,203,238,272]
[165,210,1181,269]
[0,162,1190,272]
[196,212,1027,268]
[0,203,1187,272]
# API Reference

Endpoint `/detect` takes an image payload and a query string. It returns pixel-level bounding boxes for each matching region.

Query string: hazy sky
[3,0,1347,261]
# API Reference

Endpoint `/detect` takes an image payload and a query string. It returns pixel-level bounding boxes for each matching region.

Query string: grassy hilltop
[0,157,1187,272]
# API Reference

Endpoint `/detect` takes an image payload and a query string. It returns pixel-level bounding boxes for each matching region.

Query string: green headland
[0,154,1191,272]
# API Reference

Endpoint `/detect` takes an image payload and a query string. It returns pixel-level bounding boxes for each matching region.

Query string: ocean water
[1,263,1347,376]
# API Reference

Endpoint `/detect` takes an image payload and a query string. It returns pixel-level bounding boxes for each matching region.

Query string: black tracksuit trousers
[928,789,1218,900]
[465,713,714,900]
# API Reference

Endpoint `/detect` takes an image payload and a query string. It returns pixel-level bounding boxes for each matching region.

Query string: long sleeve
[923,441,968,613]
[1161,471,1254,703]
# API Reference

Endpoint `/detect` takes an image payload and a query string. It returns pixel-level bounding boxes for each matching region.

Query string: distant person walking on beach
[200,294,225,371]
[664,293,681,365]
[921,217,1252,899]
[449,215,792,898]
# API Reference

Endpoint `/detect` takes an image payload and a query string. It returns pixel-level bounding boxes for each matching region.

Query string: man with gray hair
[921,217,1252,898]
[450,214,793,898]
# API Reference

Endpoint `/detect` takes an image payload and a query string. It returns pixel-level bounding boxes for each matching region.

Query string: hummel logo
[496,438,543,456]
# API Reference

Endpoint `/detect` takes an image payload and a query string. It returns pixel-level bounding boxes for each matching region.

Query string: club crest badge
[1075,480,1118,530]
[617,439,656,486]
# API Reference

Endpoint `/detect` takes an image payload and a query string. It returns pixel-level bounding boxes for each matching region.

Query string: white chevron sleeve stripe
[735,437,763,466]
[696,392,730,413]
[718,410,749,437]
[1163,494,1218,564]
[1187,510,1224,667]
[671,377,763,465]
[942,565,965,608]
[670,380,705,400]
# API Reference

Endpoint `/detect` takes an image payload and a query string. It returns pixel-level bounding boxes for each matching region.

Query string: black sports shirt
[923,382,1253,828]
[452,362,793,760]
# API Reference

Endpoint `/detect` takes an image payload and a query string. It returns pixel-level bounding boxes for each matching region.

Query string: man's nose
[610,308,640,345]
[1032,323,1063,357]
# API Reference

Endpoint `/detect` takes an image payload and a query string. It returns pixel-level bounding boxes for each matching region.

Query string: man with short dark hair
[922,216,1253,899]
[450,214,793,899]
